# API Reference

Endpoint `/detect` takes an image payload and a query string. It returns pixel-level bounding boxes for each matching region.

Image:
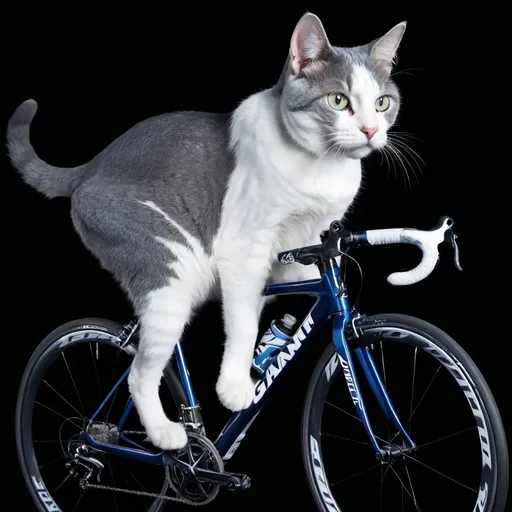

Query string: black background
[3,1,508,511]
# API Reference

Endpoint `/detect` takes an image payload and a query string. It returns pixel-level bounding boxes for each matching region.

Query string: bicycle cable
[340,249,364,311]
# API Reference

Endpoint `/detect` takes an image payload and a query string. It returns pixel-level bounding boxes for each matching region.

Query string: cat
[7,13,406,451]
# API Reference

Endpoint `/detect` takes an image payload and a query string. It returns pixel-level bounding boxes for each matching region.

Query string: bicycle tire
[301,313,508,512]
[16,318,190,512]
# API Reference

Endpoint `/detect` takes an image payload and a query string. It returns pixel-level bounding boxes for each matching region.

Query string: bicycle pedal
[224,472,252,492]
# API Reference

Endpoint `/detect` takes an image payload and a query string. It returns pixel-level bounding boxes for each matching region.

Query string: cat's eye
[375,95,391,112]
[327,93,350,111]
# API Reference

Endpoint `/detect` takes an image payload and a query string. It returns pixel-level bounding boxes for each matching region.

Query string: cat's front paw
[145,420,188,450]
[216,372,255,411]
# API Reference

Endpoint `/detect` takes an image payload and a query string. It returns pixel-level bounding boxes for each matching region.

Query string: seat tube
[175,340,199,407]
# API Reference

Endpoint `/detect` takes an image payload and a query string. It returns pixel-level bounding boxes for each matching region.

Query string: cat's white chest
[293,157,361,205]
[270,157,361,248]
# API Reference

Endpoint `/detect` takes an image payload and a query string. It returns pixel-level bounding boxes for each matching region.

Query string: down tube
[214,297,331,462]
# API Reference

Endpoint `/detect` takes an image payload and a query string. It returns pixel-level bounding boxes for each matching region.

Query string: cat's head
[276,13,406,160]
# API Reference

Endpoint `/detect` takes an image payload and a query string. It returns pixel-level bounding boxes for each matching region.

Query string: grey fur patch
[6,100,88,198]
[68,111,233,309]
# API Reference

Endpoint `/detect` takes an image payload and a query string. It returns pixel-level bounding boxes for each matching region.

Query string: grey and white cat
[7,13,406,450]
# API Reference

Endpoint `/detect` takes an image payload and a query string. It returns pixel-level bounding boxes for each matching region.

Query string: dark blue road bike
[16,216,509,511]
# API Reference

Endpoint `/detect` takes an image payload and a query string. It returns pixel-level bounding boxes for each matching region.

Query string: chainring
[167,431,224,505]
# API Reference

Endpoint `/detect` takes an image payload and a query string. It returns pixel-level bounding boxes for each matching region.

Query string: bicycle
[16,215,509,511]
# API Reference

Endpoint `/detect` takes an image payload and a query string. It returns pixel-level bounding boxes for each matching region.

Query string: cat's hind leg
[128,282,193,450]
[71,192,214,450]
[126,202,215,450]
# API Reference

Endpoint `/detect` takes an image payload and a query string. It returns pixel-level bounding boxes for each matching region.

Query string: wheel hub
[377,442,416,464]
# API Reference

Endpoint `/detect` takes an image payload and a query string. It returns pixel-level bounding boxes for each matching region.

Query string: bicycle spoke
[39,454,66,470]
[403,453,476,492]
[389,366,441,445]
[107,462,120,512]
[34,439,74,443]
[380,341,391,442]
[404,459,421,511]
[43,380,86,419]
[62,353,86,417]
[105,386,121,424]
[379,465,383,512]
[379,463,391,512]
[409,347,418,437]
[406,366,440,427]
[322,432,369,446]
[389,465,419,510]
[34,401,84,430]
[415,426,476,450]
[326,402,389,445]
[129,472,149,493]
[326,401,360,423]
[54,472,73,493]
[330,463,381,487]
[89,344,106,421]
[379,341,387,388]
[71,492,84,512]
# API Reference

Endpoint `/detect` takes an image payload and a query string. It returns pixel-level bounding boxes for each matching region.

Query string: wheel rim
[305,325,498,512]
[16,328,176,512]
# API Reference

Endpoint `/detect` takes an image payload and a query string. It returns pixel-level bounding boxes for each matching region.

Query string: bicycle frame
[85,260,415,465]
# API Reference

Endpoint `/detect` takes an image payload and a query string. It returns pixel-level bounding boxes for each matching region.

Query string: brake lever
[444,227,463,272]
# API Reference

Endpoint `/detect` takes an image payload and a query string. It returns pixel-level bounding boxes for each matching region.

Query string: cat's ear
[289,13,331,75]
[370,21,407,75]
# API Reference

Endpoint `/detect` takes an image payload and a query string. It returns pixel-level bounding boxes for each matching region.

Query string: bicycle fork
[331,313,416,461]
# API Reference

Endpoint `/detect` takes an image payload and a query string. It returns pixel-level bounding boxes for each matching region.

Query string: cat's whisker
[385,142,414,193]
[378,147,393,183]
[388,136,425,161]
[390,67,423,79]
[389,140,425,192]
[387,137,425,176]
[381,146,398,182]
[388,131,424,144]
[320,132,341,139]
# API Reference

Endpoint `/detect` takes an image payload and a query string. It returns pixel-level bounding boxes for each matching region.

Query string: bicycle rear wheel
[301,314,508,511]
[16,318,189,512]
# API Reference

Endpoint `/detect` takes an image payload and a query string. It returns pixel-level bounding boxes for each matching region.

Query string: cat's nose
[360,126,378,140]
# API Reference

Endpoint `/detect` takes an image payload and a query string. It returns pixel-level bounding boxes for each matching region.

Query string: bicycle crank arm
[163,452,251,492]
[192,467,251,492]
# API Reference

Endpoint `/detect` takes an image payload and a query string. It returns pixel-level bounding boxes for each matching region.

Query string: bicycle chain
[83,431,211,506]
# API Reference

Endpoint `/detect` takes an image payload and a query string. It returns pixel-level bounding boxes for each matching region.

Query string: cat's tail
[6,99,88,198]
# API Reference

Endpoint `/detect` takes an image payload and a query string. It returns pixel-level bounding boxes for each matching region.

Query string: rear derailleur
[66,439,105,491]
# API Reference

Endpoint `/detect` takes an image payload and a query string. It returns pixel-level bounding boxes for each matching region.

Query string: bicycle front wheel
[16,318,189,512]
[301,314,508,512]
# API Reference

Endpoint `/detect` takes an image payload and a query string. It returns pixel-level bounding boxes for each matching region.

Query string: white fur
[331,65,392,159]
[128,60,401,451]
[212,89,362,413]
